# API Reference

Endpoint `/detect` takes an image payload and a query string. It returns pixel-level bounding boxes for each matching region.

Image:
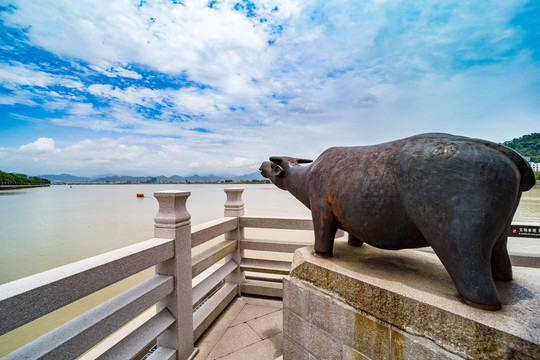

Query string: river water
[0,184,313,284]
[1,184,539,355]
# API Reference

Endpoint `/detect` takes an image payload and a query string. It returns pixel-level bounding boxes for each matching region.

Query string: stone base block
[283,240,540,360]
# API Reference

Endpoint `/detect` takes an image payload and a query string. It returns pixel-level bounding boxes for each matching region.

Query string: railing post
[154,191,194,360]
[224,188,245,295]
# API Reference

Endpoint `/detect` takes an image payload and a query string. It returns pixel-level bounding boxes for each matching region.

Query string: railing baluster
[224,188,245,295]
[154,191,195,360]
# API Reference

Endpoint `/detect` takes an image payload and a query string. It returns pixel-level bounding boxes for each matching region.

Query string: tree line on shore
[0,170,51,185]
[503,132,540,163]
[502,133,540,181]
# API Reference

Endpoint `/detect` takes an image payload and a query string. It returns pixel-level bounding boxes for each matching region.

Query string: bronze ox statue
[259,133,535,310]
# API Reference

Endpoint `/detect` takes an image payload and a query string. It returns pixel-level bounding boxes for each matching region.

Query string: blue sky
[0,0,539,176]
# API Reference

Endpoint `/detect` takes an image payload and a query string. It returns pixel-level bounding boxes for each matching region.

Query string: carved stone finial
[154,190,191,232]
[224,188,244,217]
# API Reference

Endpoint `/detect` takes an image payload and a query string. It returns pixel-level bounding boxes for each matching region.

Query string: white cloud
[61,138,148,163]
[87,84,169,109]
[0,63,56,88]
[0,91,39,106]
[18,138,57,153]
[4,1,273,91]
[5,1,536,122]
[88,65,142,79]
[226,157,261,172]
[0,63,83,90]
[1,0,539,176]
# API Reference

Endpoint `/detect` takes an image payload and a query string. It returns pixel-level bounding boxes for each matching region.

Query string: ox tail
[475,139,535,191]
[502,145,536,191]
[519,159,536,192]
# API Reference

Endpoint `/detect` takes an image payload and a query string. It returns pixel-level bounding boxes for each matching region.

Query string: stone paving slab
[194,295,283,360]
[194,297,247,360]
[231,304,280,326]
[216,333,283,360]
[244,296,283,309]
[206,323,261,359]
[247,309,283,340]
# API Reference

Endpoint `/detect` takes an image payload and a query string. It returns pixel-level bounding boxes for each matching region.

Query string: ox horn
[269,156,283,164]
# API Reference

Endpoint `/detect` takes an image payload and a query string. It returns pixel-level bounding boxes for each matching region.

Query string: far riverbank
[0,184,50,190]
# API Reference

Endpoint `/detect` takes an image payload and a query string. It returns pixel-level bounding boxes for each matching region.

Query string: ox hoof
[493,275,513,282]
[460,296,502,311]
[314,250,333,258]
[348,234,363,247]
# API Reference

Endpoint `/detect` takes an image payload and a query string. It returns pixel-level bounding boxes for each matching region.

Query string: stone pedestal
[283,240,540,360]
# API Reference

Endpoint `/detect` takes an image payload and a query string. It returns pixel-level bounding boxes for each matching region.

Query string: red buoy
[136,193,144,198]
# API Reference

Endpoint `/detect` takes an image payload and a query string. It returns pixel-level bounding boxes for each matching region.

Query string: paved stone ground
[194,296,283,360]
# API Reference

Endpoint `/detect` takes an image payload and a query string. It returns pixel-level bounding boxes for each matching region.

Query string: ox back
[305,133,533,251]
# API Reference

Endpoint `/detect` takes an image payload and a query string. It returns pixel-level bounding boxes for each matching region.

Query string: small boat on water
[136,193,144,198]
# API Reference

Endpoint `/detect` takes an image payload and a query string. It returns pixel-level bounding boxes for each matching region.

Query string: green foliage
[245,179,271,184]
[535,171,540,181]
[0,170,50,185]
[503,133,540,162]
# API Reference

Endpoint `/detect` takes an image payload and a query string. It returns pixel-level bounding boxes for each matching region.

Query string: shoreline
[49,181,270,185]
[0,184,50,190]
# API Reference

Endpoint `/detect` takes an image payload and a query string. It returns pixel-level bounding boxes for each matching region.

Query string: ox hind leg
[491,234,512,282]
[404,176,521,310]
[408,196,504,310]
[491,193,521,282]
[425,219,502,311]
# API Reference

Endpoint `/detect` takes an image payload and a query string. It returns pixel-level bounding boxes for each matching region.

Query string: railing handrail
[240,215,313,230]
[191,217,237,248]
[0,238,174,336]
[4,276,174,360]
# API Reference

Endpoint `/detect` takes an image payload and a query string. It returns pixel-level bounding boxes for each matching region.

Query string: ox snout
[259,161,272,179]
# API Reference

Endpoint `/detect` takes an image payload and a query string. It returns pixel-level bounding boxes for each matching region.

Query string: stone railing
[0,188,320,359]
[0,188,538,359]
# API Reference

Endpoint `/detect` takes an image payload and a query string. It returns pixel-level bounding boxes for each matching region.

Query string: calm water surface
[0,184,539,355]
[0,184,311,284]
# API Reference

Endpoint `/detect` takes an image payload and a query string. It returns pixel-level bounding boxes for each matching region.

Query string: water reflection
[0,190,26,196]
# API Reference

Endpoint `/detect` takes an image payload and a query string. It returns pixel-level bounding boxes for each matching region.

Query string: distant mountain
[186,174,222,182]
[89,174,118,180]
[229,172,264,181]
[40,174,92,182]
[38,171,265,183]
[168,175,187,182]
[96,175,151,183]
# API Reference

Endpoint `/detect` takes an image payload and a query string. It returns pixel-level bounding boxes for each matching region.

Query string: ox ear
[295,158,313,164]
[272,165,284,176]
[269,156,283,165]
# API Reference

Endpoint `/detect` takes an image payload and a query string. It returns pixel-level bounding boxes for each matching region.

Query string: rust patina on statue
[260,133,535,310]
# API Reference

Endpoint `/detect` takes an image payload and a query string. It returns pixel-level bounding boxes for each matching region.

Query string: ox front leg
[348,233,363,247]
[312,207,339,258]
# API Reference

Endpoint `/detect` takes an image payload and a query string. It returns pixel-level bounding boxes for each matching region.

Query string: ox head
[259,156,313,190]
